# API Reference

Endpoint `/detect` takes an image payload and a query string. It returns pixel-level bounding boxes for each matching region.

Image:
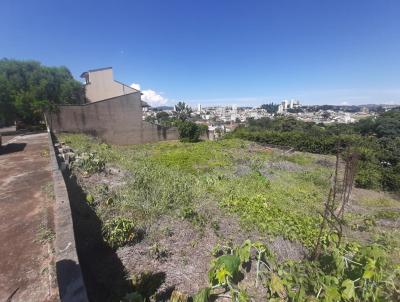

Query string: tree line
[229,111,400,192]
[0,58,84,127]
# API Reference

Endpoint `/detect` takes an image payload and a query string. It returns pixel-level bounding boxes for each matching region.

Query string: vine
[189,240,400,302]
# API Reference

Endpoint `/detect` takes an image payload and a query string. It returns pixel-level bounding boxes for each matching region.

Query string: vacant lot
[59,134,400,301]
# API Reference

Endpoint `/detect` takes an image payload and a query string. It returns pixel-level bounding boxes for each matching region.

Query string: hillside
[58,134,400,301]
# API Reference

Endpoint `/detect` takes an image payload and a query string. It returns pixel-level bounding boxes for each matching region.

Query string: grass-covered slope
[60,134,332,247]
[58,134,400,301]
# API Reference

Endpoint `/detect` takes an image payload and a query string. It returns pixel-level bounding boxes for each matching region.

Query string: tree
[145,115,156,123]
[174,101,192,121]
[156,111,169,123]
[0,74,14,126]
[0,58,84,126]
[177,120,206,142]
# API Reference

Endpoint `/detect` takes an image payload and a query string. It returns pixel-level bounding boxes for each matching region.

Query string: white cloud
[130,83,141,90]
[340,101,350,105]
[130,83,168,106]
[141,89,168,106]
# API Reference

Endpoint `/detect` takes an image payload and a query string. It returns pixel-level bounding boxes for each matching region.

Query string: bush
[102,217,137,249]
[177,120,206,142]
[355,159,382,190]
[381,166,400,191]
[73,152,105,174]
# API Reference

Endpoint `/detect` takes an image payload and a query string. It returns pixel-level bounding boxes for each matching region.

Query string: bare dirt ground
[0,133,58,302]
[344,188,400,246]
[117,208,306,299]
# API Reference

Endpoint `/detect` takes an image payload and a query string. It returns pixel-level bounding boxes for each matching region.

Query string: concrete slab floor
[0,133,58,302]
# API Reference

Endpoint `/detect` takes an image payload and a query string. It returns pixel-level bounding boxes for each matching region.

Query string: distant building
[278,99,300,113]
[232,104,238,114]
[283,100,288,110]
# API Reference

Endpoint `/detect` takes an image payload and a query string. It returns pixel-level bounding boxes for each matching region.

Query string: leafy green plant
[193,240,399,301]
[209,254,241,286]
[179,206,206,227]
[86,193,95,205]
[201,240,274,301]
[73,152,105,175]
[102,217,137,249]
[221,193,322,247]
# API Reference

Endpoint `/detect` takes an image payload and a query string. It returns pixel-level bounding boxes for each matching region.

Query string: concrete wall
[46,92,178,145]
[47,132,89,302]
[84,68,137,103]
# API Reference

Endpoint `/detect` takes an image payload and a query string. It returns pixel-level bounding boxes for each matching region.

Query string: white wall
[85,68,136,102]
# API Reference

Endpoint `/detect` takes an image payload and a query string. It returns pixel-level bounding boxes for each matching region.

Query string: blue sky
[1,0,400,107]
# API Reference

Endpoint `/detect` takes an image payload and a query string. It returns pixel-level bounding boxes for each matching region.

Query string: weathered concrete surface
[0,133,58,301]
[0,125,17,134]
[46,93,179,145]
[1,135,17,144]
[48,132,88,302]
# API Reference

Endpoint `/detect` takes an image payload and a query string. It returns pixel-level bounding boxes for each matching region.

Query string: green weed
[102,217,137,249]
[359,197,399,207]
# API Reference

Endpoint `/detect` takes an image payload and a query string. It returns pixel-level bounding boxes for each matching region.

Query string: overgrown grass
[358,196,399,208]
[60,133,334,248]
[58,133,400,301]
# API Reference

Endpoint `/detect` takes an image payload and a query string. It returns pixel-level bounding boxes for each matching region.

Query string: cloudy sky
[130,83,168,107]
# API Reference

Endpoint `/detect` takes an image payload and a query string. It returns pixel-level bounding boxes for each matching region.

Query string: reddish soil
[0,133,57,302]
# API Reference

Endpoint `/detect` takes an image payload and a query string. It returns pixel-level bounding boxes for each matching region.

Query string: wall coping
[47,130,89,302]
[57,91,140,107]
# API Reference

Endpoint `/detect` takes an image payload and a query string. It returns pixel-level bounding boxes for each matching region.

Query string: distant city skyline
[2,0,400,107]
[185,92,400,108]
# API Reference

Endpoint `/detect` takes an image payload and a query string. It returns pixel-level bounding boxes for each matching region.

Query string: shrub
[102,217,137,249]
[355,161,382,190]
[73,152,105,174]
[177,120,206,142]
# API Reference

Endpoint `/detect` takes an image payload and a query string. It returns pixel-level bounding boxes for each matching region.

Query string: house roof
[80,67,112,78]
[80,67,146,104]
[114,80,140,93]
[80,67,141,92]
[141,101,150,107]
